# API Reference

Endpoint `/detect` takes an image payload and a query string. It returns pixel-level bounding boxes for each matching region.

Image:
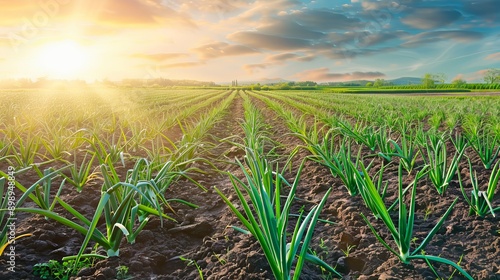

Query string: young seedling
[180,256,204,280]
[116,265,130,280]
[340,244,356,257]
[33,257,96,280]
[424,205,433,221]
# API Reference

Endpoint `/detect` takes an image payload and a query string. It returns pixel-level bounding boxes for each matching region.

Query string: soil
[1,92,500,280]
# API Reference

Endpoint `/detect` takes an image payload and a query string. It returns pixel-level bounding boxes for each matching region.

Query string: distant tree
[433,73,447,84]
[251,83,261,91]
[278,83,291,90]
[373,79,385,87]
[366,82,373,87]
[422,73,448,88]
[451,78,467,88]
[483,68,500,84]
[421,73,436,88]
[296,81,317,86]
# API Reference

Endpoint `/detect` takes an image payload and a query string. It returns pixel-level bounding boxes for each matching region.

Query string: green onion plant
[215,150,341,280]
[467,132,499,169]
[458,158,500,217]
[424,138,465,195]
[62,153,98,192]
[358,163,473,279]
[301,135,364,196]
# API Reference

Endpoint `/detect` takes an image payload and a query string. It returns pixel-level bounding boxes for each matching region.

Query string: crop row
[0,89,498,279]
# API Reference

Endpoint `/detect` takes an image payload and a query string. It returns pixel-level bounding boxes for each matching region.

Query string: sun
[36,40,89,79]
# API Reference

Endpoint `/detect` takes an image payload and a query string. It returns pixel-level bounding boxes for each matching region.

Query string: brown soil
[1,93,499,280]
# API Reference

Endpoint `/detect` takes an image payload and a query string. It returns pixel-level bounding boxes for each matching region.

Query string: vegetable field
[1,88,499,280]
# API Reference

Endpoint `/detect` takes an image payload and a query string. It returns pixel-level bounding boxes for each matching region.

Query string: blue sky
[0,0,499,83]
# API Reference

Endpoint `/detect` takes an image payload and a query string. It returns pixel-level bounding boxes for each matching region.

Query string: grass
[33,258,96,280]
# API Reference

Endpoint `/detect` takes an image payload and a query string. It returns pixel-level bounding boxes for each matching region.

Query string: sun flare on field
[36,40,89,78]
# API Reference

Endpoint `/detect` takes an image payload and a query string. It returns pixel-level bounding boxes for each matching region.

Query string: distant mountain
[389,77,422,85]
[258,78,291,85]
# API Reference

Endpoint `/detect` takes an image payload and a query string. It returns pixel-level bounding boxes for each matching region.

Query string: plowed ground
[1,92,499,280]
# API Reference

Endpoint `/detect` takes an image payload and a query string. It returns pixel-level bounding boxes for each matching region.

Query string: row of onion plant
[215,94,341,279]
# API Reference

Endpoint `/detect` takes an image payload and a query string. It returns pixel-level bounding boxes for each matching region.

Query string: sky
[0,0,499,84]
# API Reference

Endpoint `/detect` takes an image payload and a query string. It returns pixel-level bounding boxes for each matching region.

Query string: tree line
[367,68,500,89]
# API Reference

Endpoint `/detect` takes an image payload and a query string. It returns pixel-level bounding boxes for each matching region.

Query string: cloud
[0,1,497,82]
[477,69,489,76]
[402,30,483,47]
[0,2,35,25]
[192,42,259,59]
[359,31,407,47]
[0,37,12,47]
[327,32,358,45]
[242,52,315,74]
[266,53,300,62]
[485,52,500,61]
[243,52,316,74]
[81,25,121,36]
[454,71,485,82]
[465,69,492,82]
[229,0,301,23]
[131,53,189,61]
[258,19,326,40]
[228,31,311,51]
[463,0,499,22]
[177,0,249,15]
[160,62,202,68]
[401,8,462,29]
[265,53,315,63]
[0,0,196,28]
[451,74,464,81]
[360,0,389,11]
[294,9,363,31]
[327,31,407,47]
[139,61,204,72]
[243,63,272,74]
[94,0,197,27]
[316,44,397,61]
[294,67,385,82]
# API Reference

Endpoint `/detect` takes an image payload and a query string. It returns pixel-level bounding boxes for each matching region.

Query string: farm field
[1,88,500,280]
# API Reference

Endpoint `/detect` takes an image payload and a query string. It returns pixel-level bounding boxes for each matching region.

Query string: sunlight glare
[36,40,89,79]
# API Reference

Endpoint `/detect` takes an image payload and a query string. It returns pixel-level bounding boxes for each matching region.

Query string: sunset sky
[0,0,499,83]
